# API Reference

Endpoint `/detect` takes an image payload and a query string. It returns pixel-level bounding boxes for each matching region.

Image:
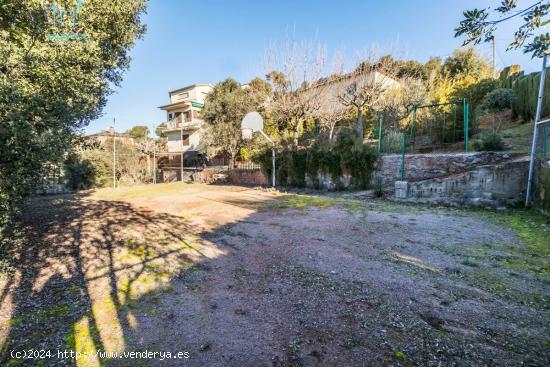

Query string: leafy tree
[443,48,493,82]
[479,88,517,131]
[455,0,549,58]
[248,77,272,97]
[64,152,96,190]
[336,54,400,140]
[127,125,150,139]
[155,122,167,137]
[0,0,146,231]
[426,48,494,105]
[473,131,506,151]
[200,78,268,167]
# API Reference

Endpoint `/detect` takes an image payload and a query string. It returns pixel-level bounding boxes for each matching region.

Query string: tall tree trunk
[329,123,336,142]
[229,149,236,169]
[293,121,300,146]
[357,107,364,141]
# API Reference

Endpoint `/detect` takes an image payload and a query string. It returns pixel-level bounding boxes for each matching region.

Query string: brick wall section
[191,167,268,186]
[228,169,269,185]
[378,152,524,188]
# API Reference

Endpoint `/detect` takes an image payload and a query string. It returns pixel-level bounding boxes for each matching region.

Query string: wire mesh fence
[541,125,549,160]
[377,99,469,155]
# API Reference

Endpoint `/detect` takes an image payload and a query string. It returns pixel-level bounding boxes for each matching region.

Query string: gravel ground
[0,183,548,366]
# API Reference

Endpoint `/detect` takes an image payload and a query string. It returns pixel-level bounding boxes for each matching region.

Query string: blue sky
[86,0,544,135]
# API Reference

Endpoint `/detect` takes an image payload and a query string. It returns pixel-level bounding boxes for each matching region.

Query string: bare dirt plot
[0,182,548,366]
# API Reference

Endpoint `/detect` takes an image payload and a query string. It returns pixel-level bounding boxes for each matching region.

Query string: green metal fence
[542,125,549,160]
[376,99,470,180]
[377,99,469,155]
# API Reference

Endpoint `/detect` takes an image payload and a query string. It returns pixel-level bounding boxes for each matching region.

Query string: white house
[158,84,213,153]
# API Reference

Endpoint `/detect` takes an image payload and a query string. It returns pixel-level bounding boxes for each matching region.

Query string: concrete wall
[378,152,523,188]
[396,157,529,208]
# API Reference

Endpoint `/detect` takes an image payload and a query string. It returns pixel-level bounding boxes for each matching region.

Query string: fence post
[410,106,417,153]
[377,114,383,153]
[463,99,469,152]
[400,132,406,181]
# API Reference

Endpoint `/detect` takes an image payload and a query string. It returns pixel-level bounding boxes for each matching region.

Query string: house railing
[165,114,201,130]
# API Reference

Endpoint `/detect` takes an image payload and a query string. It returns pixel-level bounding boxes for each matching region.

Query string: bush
[473,132,505,151]
[381,130,403,153]
[64,153,96,190]
[254,128,378,190]
[372,176,384,197]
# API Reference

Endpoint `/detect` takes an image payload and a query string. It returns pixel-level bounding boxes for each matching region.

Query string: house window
[168,113,173,120]
[184,110,192,121]
[182,134,190,146]
[179,92,189,99]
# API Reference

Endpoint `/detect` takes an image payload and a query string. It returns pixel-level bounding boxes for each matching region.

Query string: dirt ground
[0,182,548,366]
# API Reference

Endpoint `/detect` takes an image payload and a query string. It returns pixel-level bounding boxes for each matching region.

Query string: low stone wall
[36,183,71,195]
[378,152,523,188]
[534,160,550,214]
[190,167,268,186]
[396,157,529,208]
[191,167,228,184]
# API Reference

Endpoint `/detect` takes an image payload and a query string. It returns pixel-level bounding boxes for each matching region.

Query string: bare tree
[380,77,428,124]
[319,104,351,142]
[135,137,167,177]
[336,53,400,140]
[265,38,327,146]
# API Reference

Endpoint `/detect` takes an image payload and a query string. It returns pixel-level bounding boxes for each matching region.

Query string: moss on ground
[476,208,550,277]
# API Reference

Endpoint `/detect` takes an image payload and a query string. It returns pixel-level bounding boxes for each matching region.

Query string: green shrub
[381,130,403,153]
[473,132,505,151]
[372,176,384,197]
[254,128,378,190]
[64,153,96,190]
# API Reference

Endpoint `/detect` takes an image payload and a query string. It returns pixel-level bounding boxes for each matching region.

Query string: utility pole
[112,118,116,188]
[153,142,156,184]
[180,127,183,182]
[526,54,548,206]
[492,36,497,78]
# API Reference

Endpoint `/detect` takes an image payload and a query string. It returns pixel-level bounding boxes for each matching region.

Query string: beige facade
[158,83,213,153]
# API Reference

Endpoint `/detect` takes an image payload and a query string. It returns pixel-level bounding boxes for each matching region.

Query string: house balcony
[164,115,203,131]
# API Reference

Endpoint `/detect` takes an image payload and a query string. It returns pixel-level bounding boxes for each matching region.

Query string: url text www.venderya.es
[10,349,191,361]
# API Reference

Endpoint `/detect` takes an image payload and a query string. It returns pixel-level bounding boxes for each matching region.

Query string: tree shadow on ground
[0,191,548,367]
[0,192,238,366]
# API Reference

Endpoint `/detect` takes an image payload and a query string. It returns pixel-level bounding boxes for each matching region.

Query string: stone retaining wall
[395,157,529,208]
[378,152,523,188]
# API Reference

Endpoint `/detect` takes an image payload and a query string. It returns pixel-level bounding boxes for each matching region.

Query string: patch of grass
[472,270,508,296]
[124,240,155,261]
[394,350,406,360]
[273,194,340,209]
[341,338,360,349]
[269,194,367,214]
[92,181,194,201]
[5,304,74,328]
[475,208,550,276]
[500,122,532,153]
